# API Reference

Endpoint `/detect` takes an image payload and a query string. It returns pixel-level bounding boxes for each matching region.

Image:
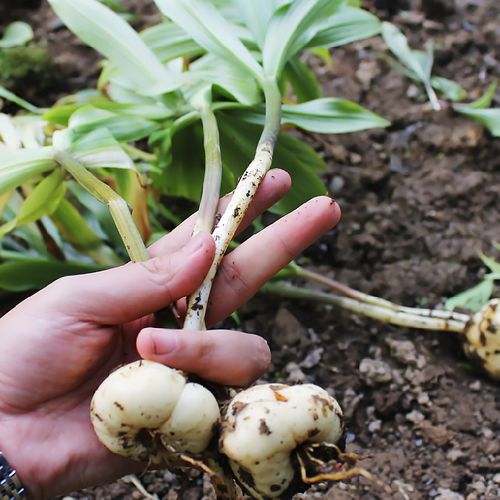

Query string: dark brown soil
[3,0,499,499]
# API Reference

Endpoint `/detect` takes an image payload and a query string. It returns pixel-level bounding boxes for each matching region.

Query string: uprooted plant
[265,256,500,380]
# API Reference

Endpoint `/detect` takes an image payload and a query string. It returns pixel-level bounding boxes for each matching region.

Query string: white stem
[183,141,273,330]
[184,79,281,330]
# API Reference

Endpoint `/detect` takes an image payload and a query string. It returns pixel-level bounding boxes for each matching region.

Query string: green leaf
[307,7,381,49]
[141,22,203,62]
[237,98,390,134]
[0,257,104,291]
[263,0,343,78]
[453,107,500,137]
[217,112,326,214]
[235,0,278,49]
[430,76,467,101]
[462,81,497,109]
[445,279,494,313]
[0,22,34,48]
[0,147,55,196]
[0,169,66,238]
[154,0,263,82]
[283,56,321,103]
[48,0,177,94]
[452,82,499,136]
[381,22,430,84]
[70,128,137,171]
[188,54,261,106]
[0,85,41,113]
[17,170,66,225]
[479,252,500,274]
[281,98,390,133]
[68,106,159,142]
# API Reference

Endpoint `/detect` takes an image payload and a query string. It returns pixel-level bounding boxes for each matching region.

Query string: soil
[2,0,499,499]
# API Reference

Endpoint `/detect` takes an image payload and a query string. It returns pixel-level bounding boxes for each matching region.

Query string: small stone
[359,358,393,385]
[470,481,485,494]
[435,488,464,500]
[406,409,425,424]
[300,347,323,369]
[493,473,500,484]
[272,307,307,346]
[285,362,306,383]
[481,428,494,439]
[446,449,465,463]
[328,175,345,194]
[349,152,362,165]
[368,419,382,433]
[386,338,420,367]
[417,392,430,405]
[469,380,481,392]
[356,60,380,87]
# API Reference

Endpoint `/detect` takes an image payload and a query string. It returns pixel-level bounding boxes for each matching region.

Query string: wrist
[0,452,27,499]
[0,416,51,500]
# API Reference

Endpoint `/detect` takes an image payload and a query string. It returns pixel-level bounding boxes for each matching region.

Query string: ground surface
[2,0,499,499]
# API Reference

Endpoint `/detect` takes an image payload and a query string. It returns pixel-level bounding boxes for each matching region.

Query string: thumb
[39,232,215,324]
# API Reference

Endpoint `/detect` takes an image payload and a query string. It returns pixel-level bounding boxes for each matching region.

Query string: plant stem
[424,80,441,111]
[191,102,222,236]
[292,264,470,324]
[183,78,282,330]
[264,282,468,333]
[54,150,149,263]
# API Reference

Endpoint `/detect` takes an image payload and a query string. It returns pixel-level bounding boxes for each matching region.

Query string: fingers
[205,196,341,325]
[38,232,215,324]
[136,328,271,386]
[148,168,291,257]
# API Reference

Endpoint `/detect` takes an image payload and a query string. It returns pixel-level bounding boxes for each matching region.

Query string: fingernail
[150,331,178,356]
[184,232,208,255]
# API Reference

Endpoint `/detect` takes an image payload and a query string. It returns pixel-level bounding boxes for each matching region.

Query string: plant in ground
[380,22,500,136]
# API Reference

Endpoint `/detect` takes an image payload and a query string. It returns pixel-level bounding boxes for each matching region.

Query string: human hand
[0,169,340,498]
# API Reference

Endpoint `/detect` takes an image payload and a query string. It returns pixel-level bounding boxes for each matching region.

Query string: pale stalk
[424,80,441,111]
[183,79,282,330]
[264,282,468,333]
[191,102,222,237]
[293,264,470,324]
[54,150,149,263]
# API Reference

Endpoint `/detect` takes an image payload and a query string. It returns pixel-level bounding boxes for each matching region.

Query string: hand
[0,169,340,499]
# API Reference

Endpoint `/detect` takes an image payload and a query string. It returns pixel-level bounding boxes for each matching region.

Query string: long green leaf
[237,98,390,133]
[141,22,203,62]
[154,0,263,82]
[235,0,279,49]
[0,85,41,113]
[306,7,381,48]
[0,258,104,291]
[48,0,177,94]
[263,0,343,78]
[188,54,261,106]
[0,147,55,196]
[453,106,500,137]
[0,169,66,238]
[68,106,159,142]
